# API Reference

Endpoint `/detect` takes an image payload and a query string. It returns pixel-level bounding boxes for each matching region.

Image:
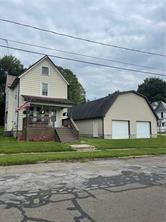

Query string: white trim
[41,82,49,97]
[19,56,47,79]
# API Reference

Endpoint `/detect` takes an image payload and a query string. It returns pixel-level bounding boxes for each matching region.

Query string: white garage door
[112,121,129,139]
[136,122,150,138]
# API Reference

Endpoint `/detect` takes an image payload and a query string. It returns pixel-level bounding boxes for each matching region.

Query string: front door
[93,120,99,137]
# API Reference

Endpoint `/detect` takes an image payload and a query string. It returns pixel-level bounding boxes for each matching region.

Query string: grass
[0,126,72,154]
[0,148,165,166]
[0,126,3,136]
[82,136,166,150]
[0,136,73,154]
[0,126,165,166]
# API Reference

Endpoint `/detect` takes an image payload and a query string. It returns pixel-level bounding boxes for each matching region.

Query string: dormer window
[42,66,49,75]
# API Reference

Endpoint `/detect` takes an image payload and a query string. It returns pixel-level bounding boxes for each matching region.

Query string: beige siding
[104,93,157,138]
[5,85,19,132]
[75,118,103,137]
[6,57,69,134]
[17,58,68,131]
[20,58,68,98]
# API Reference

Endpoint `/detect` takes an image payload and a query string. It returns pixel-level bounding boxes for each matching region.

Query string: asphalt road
[0,156,165,222]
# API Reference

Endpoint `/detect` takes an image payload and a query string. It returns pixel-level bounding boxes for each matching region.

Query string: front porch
[21,95,79,142]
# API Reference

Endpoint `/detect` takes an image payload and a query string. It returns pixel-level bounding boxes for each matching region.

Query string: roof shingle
[72,92,119,120]
[72,91,158,120]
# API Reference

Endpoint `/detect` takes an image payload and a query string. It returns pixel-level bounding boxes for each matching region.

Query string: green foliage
[137,78,166,103]
[0,55,24,125]
[57,67,86,104]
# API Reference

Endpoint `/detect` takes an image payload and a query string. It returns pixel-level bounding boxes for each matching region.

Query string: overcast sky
[0,0,166,100]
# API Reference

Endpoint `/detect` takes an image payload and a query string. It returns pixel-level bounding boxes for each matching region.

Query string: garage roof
[72,91,158,120]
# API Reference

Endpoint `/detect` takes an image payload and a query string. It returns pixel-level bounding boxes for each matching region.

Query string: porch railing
[25,116,56,127]
[62,117,79,139]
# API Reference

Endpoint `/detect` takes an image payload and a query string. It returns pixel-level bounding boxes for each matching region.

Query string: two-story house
[152,101,166,133]
[5,55,79,142]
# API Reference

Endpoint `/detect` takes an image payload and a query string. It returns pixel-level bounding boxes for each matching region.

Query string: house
[71,91,158,139]
[151,101,166,133]
[5,55,79,142]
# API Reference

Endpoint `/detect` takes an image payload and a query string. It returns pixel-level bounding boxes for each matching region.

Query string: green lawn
[0,125,165,166]
[82,136,166,150]
[0,148,165,166]
[0,136,73,154]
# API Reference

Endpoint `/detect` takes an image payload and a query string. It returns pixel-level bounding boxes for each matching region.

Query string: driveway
[0,156,165,222]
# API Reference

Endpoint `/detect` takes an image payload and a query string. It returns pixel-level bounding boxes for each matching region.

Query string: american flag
[16,101,30,112]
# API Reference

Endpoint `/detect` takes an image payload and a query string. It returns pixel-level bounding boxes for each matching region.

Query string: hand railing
[62,118,79,139]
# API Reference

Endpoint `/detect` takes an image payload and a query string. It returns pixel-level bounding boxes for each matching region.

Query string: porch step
[55,127,78,143]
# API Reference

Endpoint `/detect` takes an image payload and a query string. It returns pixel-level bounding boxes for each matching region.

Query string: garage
[72,91,157,139]
[136,122,150,138]
[112,120,129,139]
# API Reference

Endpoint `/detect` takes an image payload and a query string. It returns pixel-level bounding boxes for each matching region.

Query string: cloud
[0,0,165,99]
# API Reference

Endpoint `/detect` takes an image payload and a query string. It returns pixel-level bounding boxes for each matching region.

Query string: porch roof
[22,95,73,107]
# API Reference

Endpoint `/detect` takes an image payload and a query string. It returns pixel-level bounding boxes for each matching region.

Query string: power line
[0,18,166,57]
[0,37,162,71]
[0,44,166,78]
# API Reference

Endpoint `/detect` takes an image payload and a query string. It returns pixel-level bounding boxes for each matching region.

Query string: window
[42,66,49,75]
[162,122,165,127]
[42,83,48,96]
[161,112,163,118]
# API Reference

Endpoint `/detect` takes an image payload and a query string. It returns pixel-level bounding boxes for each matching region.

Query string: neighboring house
[151,101,166,133]
[5,55,79,142]
[72,91,158,139]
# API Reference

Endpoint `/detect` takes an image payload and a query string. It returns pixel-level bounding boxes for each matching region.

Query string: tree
[57,67,86,104]
[137,78,166,103]
[0,55,24,125]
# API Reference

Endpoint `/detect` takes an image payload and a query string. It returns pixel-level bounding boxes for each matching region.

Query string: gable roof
[154,101,166,112]
[6,75,17,88]
[72,90,158,120]
[10,55,69,88]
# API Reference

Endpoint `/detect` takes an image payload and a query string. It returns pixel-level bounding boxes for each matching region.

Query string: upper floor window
[42,66,49,75]
[161,112,163,118]
[42,83,48,96]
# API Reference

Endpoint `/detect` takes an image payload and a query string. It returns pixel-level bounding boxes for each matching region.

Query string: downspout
[4,71,8,133]
[16,81,20,138]
[102,117,105,139]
